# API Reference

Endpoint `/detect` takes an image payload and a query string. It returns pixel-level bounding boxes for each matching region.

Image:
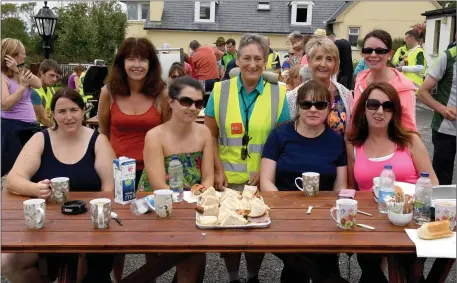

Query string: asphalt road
[2,103,456,283]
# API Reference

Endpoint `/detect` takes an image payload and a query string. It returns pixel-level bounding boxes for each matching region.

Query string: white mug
[295,172,320,197]
[23,199,46,229]
[154,189,173,218]
[435,201,456,231]
[90,198,111,229]
[330,199,358,229]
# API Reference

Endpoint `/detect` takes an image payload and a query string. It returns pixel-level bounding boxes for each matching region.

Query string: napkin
[405,229,456,258]
[183,191,198,203]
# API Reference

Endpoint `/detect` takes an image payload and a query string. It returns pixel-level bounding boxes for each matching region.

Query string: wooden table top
[1,190,417,254]
[86,115,205,126]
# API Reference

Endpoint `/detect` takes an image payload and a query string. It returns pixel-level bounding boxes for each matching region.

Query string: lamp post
[34,1,58,59]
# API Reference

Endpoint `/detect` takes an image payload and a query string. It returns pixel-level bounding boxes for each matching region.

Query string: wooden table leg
[387,255,407,283]
[426,258,456,283]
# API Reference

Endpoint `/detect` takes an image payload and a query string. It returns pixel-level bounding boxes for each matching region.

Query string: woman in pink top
[354,30,417,132]
[347,82,437,283]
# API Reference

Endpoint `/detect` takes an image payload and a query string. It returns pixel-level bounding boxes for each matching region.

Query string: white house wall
[424,16,453,69]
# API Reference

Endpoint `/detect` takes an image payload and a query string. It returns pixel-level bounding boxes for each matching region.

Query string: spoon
[111,212,123,226]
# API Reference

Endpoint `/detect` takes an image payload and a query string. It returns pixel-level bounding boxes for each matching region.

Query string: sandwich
[195,204,219,216]
[220,188,241,202]
[240,197,251,211]
[219,209,249,226]
[417,220,453,240]
[220,195,242,210]
[243,185,260,198]
[394,185,404,202]
[199,186,217,198]
[247,198,270,223]
[191,184,207,196]
[198,215,218,226]
[199,195,219,207]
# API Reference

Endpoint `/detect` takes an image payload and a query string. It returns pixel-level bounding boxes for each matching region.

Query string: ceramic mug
[23,199,46,229]
[154,189,173,218]
[90,198,111,229]
[330,199,358,229]
[50,177,70,204]
[295,172,320,197]
[435,201,456,231]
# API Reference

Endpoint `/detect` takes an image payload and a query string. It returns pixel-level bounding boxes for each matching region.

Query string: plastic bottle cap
[384,164,392,169]
[420,172,429,177]
[172,156,178,160]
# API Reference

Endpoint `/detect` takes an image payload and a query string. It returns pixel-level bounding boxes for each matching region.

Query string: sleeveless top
[1,75,36,123]
[109,95,161,170]
[354,145,419,191]
[138,151,203,192]
[68,73,77,90]
[31,129,102,191]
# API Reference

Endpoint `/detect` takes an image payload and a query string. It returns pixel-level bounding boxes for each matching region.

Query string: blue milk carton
[113,156,136,204]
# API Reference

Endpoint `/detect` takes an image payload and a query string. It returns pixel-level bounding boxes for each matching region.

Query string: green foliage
[53,1,127,63]
[1,17,30,47]
[392,37,405,52]
[1,3,19,19]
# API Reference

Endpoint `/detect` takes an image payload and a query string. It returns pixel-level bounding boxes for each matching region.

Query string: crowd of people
[0,23,455,283]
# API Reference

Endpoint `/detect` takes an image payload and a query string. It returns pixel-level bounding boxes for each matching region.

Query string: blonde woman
[286,36,353,136]
[1,38,41,176]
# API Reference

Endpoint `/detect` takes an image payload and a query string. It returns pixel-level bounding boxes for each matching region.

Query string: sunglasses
[241,133,252,160]
[299,100,329,110]
[177,96,204,109]
[361,48,390,55]
[366,99,394,112]
[170,75,181,79]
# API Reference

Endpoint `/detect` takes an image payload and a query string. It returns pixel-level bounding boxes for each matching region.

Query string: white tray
[195,212,271,229]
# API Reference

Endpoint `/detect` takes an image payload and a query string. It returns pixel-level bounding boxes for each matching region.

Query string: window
[348,27,360,47]
[194,1,216,23]
[127,2,149,21]
[257,1,270,11]
[291,1,313,26]
[433,20,441,54]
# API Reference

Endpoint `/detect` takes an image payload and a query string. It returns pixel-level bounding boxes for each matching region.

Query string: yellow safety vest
[266,51,278,71]
[34,87,54,126]
[78,71,85,96]
[213,77,286,184]
[403,47,427,90]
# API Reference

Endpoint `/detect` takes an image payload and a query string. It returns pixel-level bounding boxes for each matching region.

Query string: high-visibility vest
[403,46,427,90]
[79,71,86,96]
[222,52,236,69]
[266,50,278,71]
[213,77,286,184]
[34,86,55,126]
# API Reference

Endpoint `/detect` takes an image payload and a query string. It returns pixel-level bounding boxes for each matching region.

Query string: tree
[1,17,30,46]
[438,1,456,8]
[53,1,127,63]
[1,3,20,19]
[18,2,37,36]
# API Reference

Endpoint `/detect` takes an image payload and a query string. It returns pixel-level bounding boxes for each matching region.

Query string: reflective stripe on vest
[34,87,54,126]
[404,47,427,91]
[266,51,277,71]
[79,72,86,95]
[213,77,285,184]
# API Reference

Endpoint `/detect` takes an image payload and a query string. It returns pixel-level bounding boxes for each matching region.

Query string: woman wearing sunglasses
[167,62,186,86]
[286,36,353,136]
[347,82,437,283]
[354,30,417,132]
[261,80,348,283]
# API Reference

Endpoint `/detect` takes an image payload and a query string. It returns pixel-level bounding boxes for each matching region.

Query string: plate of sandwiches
[192,184,271,229]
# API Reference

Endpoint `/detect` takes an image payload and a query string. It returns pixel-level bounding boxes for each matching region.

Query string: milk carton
[113,156,136,204]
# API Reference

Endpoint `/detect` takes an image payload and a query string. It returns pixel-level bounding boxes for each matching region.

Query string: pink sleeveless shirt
[354,145,419,191]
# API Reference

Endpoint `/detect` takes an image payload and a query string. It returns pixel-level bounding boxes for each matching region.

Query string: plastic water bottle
[378,164,396,213]
[168,156,184,202]
[413,172,433,225]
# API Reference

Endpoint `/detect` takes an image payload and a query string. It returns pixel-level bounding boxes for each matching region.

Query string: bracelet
[61,200,87,215]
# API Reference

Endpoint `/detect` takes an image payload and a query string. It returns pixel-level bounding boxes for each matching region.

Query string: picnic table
[2,190,453,283]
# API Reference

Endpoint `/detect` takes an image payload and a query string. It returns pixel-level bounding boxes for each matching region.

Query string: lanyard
[239,81,267,133]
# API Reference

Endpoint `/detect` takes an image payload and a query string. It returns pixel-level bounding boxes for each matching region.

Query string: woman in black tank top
[4,88,116,283]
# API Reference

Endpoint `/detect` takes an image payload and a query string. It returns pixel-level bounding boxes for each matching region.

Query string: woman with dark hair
[354,29,417,132]
[347,82,437,283]
[3,87,116,283]
[98,37,169,184]
[139,76,213,282]
[261,81,347,282]
[167,62,186,85]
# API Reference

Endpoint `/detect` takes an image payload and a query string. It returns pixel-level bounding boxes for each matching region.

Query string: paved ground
[2,103,456,282]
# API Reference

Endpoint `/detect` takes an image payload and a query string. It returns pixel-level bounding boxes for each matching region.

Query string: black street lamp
[34,1,58,59]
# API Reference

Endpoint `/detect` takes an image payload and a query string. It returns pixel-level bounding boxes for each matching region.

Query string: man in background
[31,59,62,128]
[221,38,237,70]
[190,40,220,93]
[328,32,354,90]
[264,36,281,71]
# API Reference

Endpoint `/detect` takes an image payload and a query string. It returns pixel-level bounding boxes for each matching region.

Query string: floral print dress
[327,91,347,136]
[138,152,203,192]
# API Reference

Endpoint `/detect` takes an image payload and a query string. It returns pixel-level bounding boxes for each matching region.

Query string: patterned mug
[295,172,320,197]
[23,199,46,229]
[90,198,111,229]
[435,201,456,231]
[50,177,70,204]
[330,199,358,229]
[154,189,173,218]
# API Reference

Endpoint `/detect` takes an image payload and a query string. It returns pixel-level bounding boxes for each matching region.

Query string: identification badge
[231,123,243,135]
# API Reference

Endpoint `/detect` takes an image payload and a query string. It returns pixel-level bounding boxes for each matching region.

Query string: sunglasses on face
[298,100,329,110]
[176,96,204,109]
[170,75,181,79]
[366,99,394,112]
[241,133,252,160]
[361,48,390,55]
